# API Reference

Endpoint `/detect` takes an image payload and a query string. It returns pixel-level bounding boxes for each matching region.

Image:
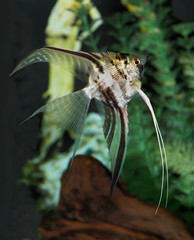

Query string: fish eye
[132,58,140,66]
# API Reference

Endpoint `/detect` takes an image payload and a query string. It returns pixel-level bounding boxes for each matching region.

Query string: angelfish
[11,47,168,213]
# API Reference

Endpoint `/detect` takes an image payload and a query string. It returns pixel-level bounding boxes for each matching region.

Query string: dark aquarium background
[1,0,194,239]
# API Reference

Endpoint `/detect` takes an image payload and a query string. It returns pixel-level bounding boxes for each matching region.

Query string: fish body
[80,51,147,194]
[11,47,167,212]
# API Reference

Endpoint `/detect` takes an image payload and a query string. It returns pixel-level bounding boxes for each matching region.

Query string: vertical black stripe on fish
[106,86,119,108]
[104,105,116,149]
[45,46,104,73]
[98,86,126,196]
[120,53,128,60]
[109,58,125,79]
[97,84,115,108]
[103,86,119,149]
[115,53,128,61]
[109,107,126,197]
[115,53,127,61]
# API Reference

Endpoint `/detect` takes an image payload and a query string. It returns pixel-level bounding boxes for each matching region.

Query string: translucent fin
[138,89,168,214]
[10,47,94,81]
[109,107,128,196]
[21,90,90,165]
[96,100,128,196]
[96,101,116,149]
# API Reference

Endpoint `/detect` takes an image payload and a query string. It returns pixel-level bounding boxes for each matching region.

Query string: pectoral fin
[21,90,90,158]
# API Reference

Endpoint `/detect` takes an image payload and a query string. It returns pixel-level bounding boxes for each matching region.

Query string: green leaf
[173,22,194,37]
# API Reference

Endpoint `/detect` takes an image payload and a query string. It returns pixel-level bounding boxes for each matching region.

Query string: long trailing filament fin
[138,89,168,214]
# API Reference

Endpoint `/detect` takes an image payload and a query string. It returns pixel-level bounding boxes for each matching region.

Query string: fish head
[126,54,147,89]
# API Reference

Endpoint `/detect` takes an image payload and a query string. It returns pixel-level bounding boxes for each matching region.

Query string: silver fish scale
[86,62,139,108]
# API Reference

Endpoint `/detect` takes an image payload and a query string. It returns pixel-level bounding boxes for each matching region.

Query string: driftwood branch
[40,155,193,240]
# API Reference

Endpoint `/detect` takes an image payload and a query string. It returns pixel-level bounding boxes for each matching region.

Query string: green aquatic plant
[105,0,194,231]
[166,141,194,208]
[160,140,194,229]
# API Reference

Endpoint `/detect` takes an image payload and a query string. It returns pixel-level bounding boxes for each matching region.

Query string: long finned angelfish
[10,46,168,213]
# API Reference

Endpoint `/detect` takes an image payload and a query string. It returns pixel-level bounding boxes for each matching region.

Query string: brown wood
[40,155,194,240]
